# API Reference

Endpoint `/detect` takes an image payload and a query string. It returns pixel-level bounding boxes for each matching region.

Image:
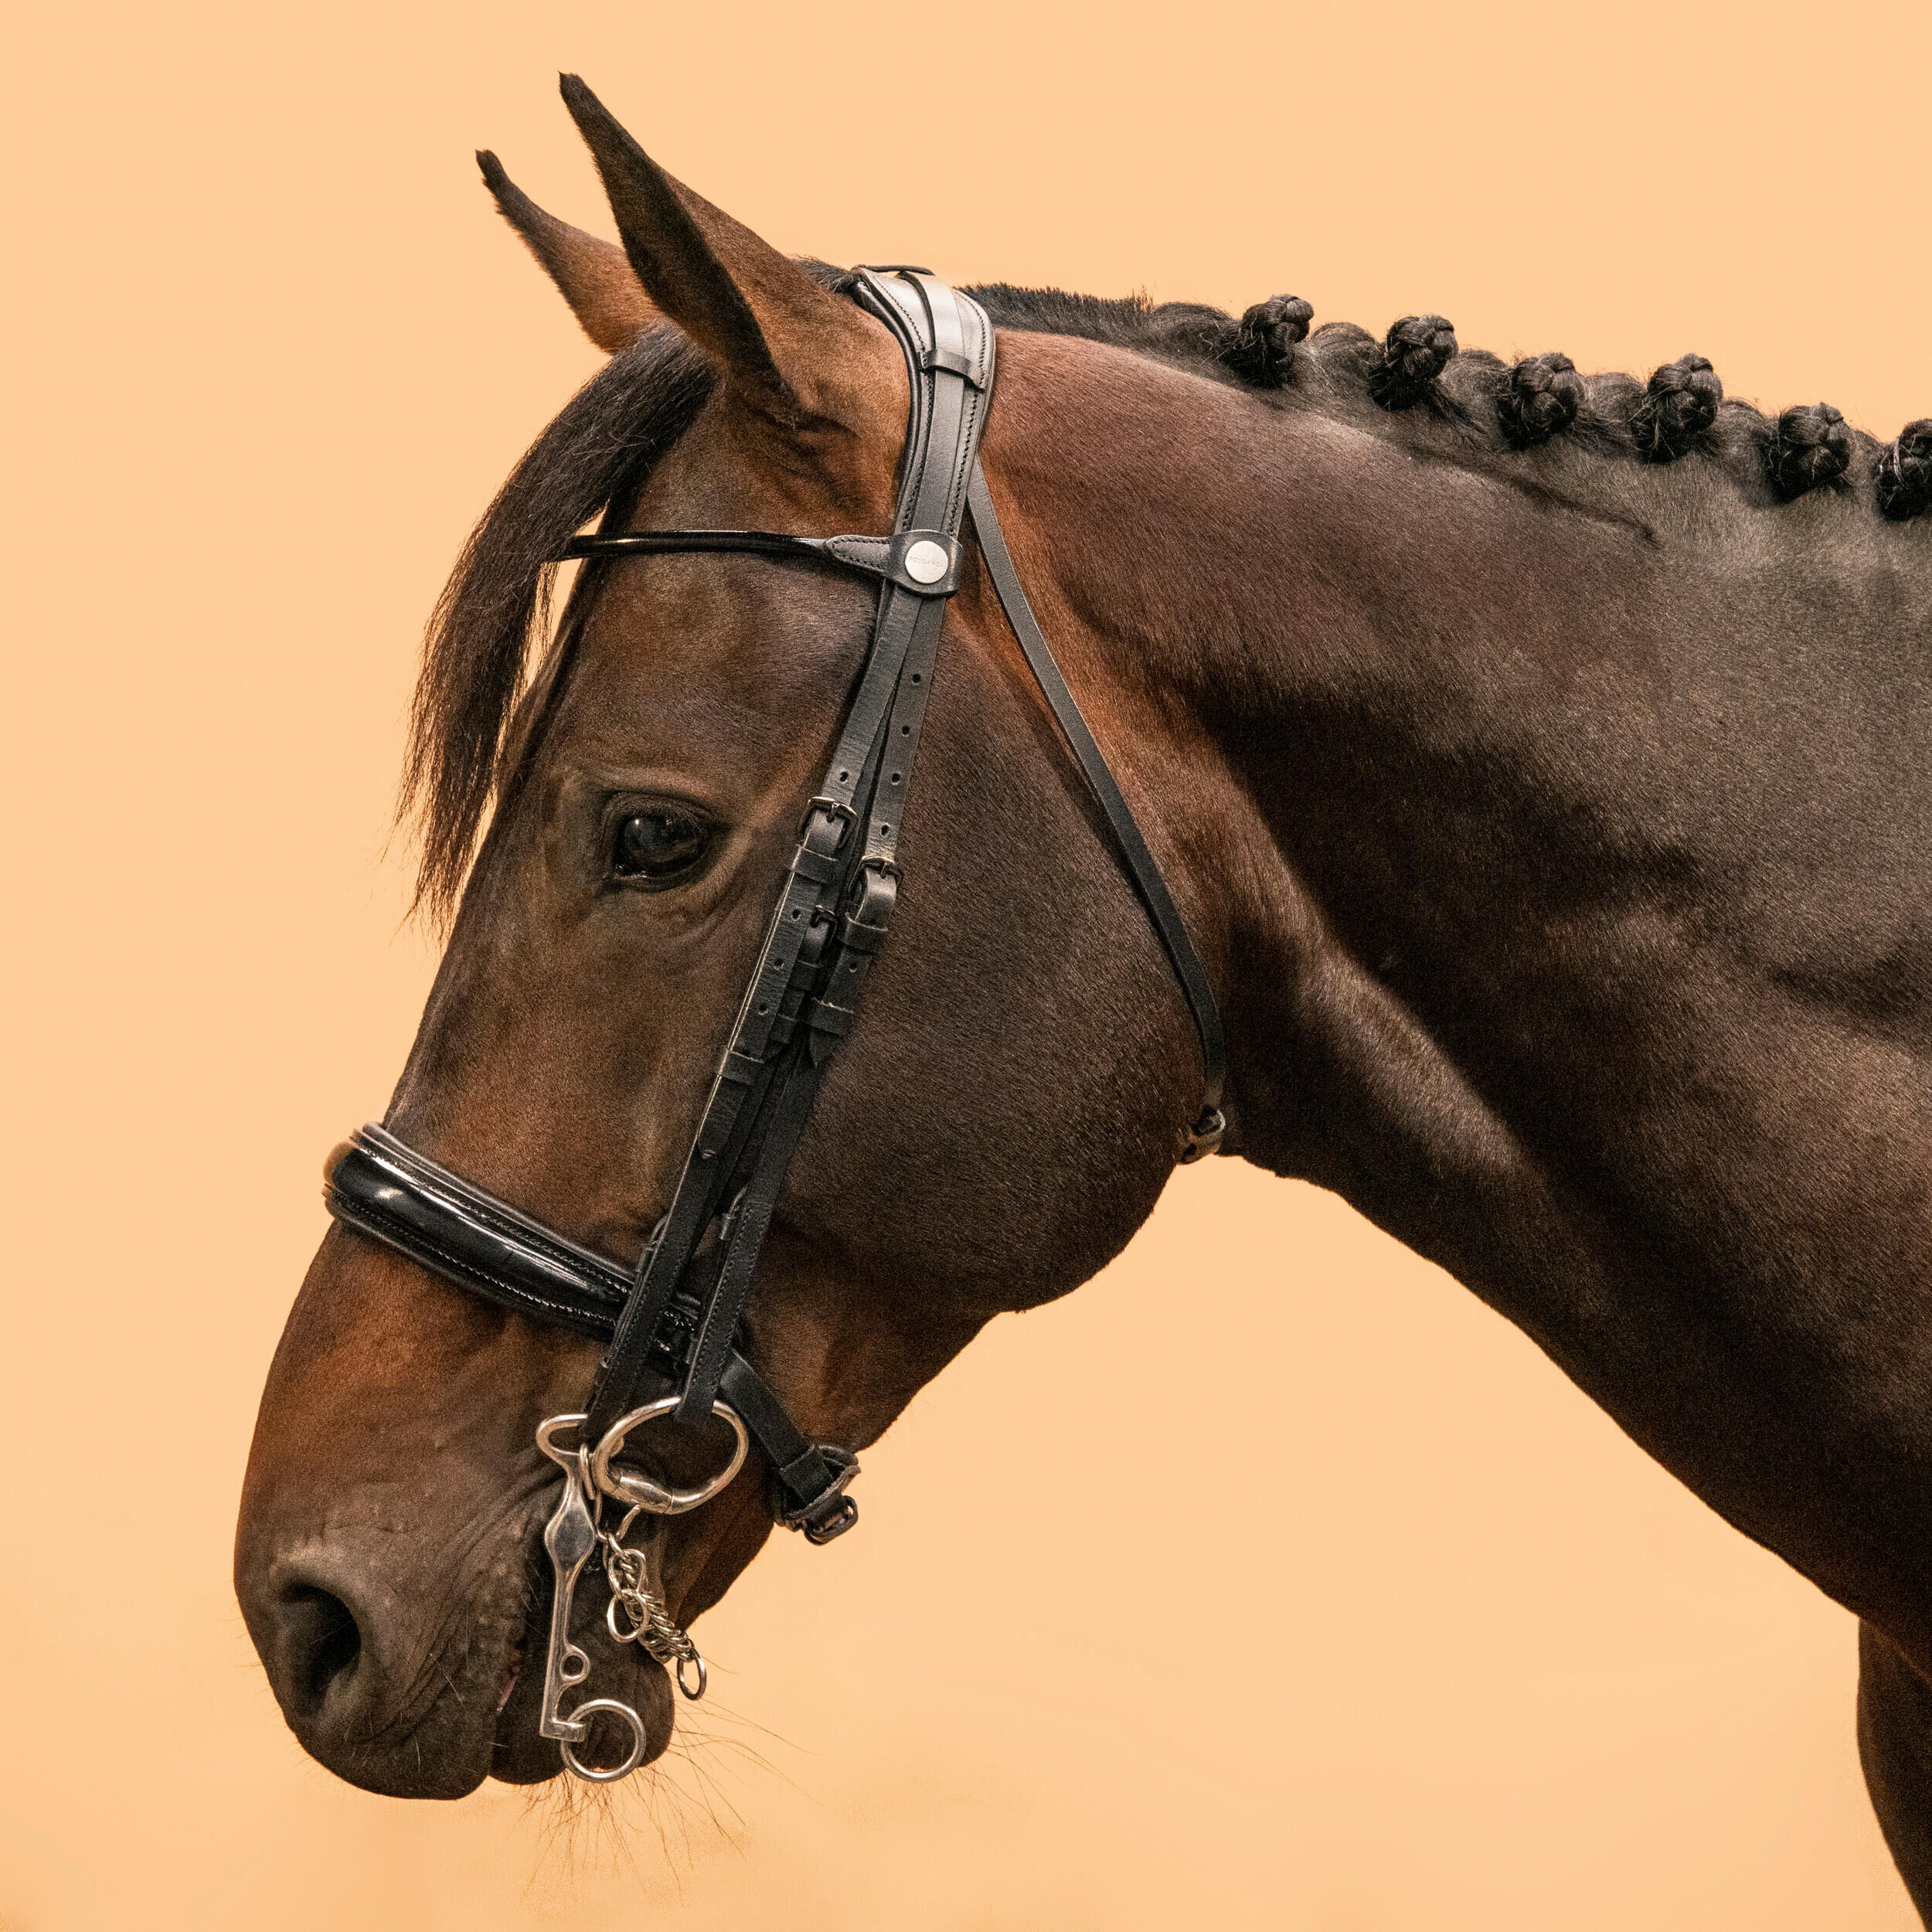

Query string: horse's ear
[558,74,897,434]
[478,151,660,354]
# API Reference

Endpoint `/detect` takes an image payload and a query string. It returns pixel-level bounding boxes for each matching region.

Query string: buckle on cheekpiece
[1179,1106,1226,1164]
[773,1444,860,1543]
[800,1495,859,1545]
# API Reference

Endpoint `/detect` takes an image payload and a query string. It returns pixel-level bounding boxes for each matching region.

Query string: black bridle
[325,270,1226,1548]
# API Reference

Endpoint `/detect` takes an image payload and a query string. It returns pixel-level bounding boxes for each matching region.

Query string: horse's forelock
[401,325,715,923]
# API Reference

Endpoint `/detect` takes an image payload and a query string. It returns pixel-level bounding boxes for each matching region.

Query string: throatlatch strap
[964,461,1226,1154]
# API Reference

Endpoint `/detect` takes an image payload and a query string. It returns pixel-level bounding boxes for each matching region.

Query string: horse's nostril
[281,1583,363,1709]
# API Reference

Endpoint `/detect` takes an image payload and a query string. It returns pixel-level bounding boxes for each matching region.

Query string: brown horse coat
[236,74,1932,1915]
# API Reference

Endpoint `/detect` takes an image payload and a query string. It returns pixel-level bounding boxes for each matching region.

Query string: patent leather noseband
[326,1124,859,1536]
[325,269,1226,1546]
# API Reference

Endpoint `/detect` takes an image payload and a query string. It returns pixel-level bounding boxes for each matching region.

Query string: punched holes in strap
[804,865,897,1046]
[664,278,986,1437]
[566,273,995,1497]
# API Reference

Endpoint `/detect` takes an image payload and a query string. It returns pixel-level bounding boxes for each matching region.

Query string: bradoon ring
[676,1653,707,1701]
[590,1396,750,1514]
[558,1698,648,1784]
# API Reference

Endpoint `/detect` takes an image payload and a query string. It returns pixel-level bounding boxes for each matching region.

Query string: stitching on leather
[337,1165,628,1305]
[359,1138,632,1292]
[332,1197,621,1336]
[338,1188,570,1297]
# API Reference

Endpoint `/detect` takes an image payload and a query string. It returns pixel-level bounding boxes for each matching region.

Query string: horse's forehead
[632,403,768,518]
[634,391,882,526]
[554,560,876,776]
[552,406,897,741]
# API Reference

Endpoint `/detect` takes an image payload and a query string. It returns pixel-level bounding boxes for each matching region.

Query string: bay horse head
[236,78,1217,1794]
[237,77,1932,1920]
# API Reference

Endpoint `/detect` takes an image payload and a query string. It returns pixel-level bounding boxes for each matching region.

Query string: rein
[322,270,1225,1779]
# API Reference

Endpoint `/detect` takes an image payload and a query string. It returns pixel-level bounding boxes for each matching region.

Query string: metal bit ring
[605,1593,641,1646]
[590,1396,750,1514]
[676,1653,707,1701]
[558,1698,648,1783]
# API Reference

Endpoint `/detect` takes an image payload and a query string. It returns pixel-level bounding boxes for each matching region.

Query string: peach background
[5,2,1930,1926]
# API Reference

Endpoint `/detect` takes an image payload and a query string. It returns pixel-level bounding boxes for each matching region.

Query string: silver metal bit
[537,1455,597,1747]
[533,1415,646,1781]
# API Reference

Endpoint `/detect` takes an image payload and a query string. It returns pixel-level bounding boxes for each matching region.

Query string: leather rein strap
[323,270,1226,1548]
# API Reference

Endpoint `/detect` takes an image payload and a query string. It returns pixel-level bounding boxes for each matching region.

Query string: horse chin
[488,1566,676,1785]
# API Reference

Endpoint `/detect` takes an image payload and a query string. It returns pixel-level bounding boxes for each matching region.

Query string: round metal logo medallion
[903,539,950,583]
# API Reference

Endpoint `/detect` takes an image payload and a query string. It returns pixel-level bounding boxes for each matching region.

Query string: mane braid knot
[1367,315,1457,410]
[1631,353,1722,463]
[1876,418,1932,521]
[1498,352,1585,448]
[1767,403,1852,498]
[1222,294,1314,388]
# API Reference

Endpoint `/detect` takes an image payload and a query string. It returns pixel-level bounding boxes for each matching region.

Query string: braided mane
[964,280,1932,526]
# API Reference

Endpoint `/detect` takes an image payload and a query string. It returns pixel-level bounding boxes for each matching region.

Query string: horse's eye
[612,809,710,882]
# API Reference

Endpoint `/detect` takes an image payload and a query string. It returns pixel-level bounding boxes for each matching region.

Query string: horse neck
[983,332,1930,1280]
[985,332,1932,1665]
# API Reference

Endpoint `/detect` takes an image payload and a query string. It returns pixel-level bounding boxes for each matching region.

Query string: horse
[233,73,1932,1907]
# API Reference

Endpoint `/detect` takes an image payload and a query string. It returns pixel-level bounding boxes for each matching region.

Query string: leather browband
[560,529,966,599]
